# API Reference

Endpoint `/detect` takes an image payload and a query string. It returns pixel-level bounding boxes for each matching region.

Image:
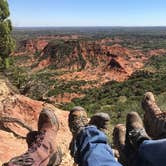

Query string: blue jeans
[136,139,166,166]
[74,126,122,166]
[74,126,166,166]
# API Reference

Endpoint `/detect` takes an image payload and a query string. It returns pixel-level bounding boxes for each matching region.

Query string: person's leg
[113,110,166,166]
[68,107,122,166]
[68,106,89,159]
[136,139,166,166]
[75,125,122,166]
[125,112,150,166]
[4,108,62,166]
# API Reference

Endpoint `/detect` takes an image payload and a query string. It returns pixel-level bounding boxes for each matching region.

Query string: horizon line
[13,25,166,28]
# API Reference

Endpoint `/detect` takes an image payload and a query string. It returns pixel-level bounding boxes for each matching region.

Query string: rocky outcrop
[36,40,108,70]
[45,93,85,104]
[0,77,73,165]
[50,43,145,84]
[14,37,162,83]
[14,35,83,56]
[31,41,145,84]
[147,49,166,56]
[14,37,159,90]
[15,39,48,56]
[13,37,149,84]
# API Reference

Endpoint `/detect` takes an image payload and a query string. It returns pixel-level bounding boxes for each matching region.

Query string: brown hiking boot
[89,112,110,130]
[142,92,166,138]
[113,124,127,165]
[68,106,88,160]
[142,92,162,115]
[113,124,126,151]
[126,112,150,149]
[6,108,62,166]
[123,112,150,166]
[68,106,88,136]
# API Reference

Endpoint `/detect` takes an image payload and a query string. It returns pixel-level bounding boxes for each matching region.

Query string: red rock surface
[0,78,73,165]
[47,92,85,103]
[147,49,166,56]
[14,39,48,56]
[13,37,149,84]
[14,35,83,56]
[55,43,145,84]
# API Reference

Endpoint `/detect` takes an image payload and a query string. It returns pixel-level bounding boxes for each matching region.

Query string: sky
[8,0,166,27]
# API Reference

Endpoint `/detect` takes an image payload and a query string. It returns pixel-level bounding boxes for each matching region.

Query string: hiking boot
[126,112,150,149]
[68,106,88,159]
[6,108,62,166]
[113,124,127,165]
[89,112,110,130]
[142,92,162,115]
[142,92,166,139]
[68,106,88,136]
[123,112,150,166]
[113,124,126,151]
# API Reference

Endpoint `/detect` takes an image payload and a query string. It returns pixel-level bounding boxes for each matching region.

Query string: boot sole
[47,147,62,166]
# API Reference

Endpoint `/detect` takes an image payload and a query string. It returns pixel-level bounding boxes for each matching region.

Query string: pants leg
[74,126,122,166]
[137,139,166,166]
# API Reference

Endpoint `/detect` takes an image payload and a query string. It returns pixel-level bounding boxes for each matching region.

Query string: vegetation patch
[62,55,166,125]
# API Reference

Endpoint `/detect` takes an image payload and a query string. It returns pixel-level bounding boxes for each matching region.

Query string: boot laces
[9,131,46,166]
[28,130,46,153]
[129,128,147,145]
[72,115,88,133]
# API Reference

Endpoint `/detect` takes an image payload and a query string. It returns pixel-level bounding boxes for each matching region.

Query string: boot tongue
[40,121,53,131]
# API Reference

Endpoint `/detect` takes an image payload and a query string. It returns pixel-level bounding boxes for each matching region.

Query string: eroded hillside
[10,36,162,104]
[8,28,166,110]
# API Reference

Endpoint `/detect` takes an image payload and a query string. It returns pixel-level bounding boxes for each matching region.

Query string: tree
[0,0,15,69]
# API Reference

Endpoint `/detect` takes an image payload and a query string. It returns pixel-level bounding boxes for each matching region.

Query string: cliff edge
[0,76,73,165]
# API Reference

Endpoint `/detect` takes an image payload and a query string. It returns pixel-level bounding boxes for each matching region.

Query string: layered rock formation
[15,39,48,56]
[28,40,145,84]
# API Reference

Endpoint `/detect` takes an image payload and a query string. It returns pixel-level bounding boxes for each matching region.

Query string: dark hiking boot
[68,106,88,160]
[6,108,62,166]
[89,112,110,130]
[68,106,88,136]
[123,112,150,166]
[126,112,150,150]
